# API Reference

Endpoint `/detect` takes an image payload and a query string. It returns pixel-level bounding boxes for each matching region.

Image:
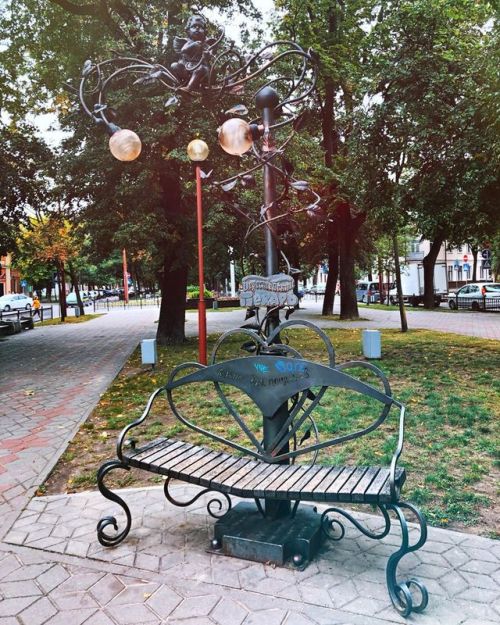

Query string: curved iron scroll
[321,505,392,542]
[96,460,132,547]
[321,502,428,617]
[384,502,429,617]
[163,478,232,519]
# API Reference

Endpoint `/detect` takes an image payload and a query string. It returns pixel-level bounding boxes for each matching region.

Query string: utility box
[141,338,157,366]
[362,329,381,359]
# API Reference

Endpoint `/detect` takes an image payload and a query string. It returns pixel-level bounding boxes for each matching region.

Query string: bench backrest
[164,321,399,464]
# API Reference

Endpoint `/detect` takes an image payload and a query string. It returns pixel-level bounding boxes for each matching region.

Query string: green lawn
[42,328,499,536]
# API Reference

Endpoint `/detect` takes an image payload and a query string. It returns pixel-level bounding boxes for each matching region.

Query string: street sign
[20,279,27,287]
[463,263,470,272]
[481,249,491,260]
[483,260,492,269]
[463,254,468,263]
[454,261,460,269]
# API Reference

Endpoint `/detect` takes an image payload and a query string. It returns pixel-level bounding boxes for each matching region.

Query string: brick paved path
[0,310,498,625]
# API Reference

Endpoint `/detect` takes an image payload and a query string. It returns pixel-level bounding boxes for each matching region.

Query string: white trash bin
[141,338,157,366]
[362,329,381,359]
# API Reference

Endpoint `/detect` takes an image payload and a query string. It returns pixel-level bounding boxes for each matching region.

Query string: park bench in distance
[96,320,428,617]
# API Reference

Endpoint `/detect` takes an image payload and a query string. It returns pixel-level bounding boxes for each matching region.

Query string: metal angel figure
[170,15,217,92]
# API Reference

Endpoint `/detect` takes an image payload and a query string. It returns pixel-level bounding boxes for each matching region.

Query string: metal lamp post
[187,139,210,365]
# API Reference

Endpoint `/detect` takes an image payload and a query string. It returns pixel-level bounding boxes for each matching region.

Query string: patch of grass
[39,314,103,325]
[43,328,500,535]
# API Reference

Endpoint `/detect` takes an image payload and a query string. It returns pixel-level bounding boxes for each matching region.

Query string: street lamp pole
[255,86,291,519]
[187,139,210,365]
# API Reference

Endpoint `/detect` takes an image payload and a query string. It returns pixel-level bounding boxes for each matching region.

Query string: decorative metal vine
[76,13,319,278]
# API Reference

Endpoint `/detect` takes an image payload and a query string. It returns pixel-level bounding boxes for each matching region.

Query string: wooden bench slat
[364,469,390,503]
[167,447,220,479]
[323,466,357,501]
[288,466,324,499]
[231,462,280,497]
[214,458,261,493]
[263,465,303,498]
[197,455,244,488]
[253,465,293,498]
[378,468,406,503]
[269,465,310,500]
[309,466,345,500]
[134,440,190,467]
[351,466,381,503]
[128,437,170,459]
[338,467,368,502]
[183,452,228,483]
[153,444,210,475]
[299,466,338,499]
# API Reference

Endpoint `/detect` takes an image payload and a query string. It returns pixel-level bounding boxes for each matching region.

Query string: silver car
[0,293,33,312]
[448,283,500,311]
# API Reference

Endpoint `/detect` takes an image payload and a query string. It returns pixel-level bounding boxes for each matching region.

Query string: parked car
[356,282,380,303]
[448,282,500,311]
[66,291,92,306]
[308,284,326,295]
[0,293,33,312]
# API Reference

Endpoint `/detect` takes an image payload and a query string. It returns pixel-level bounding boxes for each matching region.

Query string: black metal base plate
[210,502,324,569]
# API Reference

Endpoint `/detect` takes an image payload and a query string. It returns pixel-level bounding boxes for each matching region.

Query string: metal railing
[451,295,500,311]
[0,306,53,323]
[94,296,161,311]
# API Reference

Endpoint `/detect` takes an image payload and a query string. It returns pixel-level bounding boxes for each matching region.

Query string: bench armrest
[389,400,406,501]
[116,387,165,460]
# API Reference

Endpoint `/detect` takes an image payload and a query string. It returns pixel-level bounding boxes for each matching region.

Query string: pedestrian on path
[32,294,41,319]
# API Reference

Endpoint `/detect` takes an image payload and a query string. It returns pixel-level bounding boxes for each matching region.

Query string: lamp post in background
[187,139,210,365]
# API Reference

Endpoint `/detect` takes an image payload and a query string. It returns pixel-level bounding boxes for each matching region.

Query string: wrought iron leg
[384,501,429,617]
[96,460,132,547]
[321,503,428,616]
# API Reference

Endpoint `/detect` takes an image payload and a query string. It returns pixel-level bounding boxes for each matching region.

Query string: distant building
[407,239,492,289]
[0,254,21,296]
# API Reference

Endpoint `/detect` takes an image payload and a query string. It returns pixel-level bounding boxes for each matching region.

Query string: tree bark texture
[338,203,361,319]
[422,235,444,308]
[155,164,189,345]
[322,219,339,315]
[392,234,408,332]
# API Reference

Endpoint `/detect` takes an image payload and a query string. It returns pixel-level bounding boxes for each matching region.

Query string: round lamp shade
[218,118,253,156]
[109,129,142,161]
[187,139,209,162]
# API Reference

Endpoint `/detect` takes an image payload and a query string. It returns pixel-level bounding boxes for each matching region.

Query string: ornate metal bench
[97,320,428,617]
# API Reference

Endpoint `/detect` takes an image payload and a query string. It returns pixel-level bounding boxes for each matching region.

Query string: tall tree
[2,0,258,343]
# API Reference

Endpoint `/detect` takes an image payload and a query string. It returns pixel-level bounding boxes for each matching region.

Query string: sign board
[483,260,492,270]
[240,274,298,307]
[463,263,470,272]
[481,249,491,260]
[463,254,468,263]
[20,279,28,287]
[454,261,460,269]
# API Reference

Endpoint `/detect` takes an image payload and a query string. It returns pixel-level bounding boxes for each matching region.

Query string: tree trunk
[422,235,444,308]
[471,245,478,282]
[156,164,189,345]
[67,260,84,316]
[322,221,339,315]
[338,203,360,319]
[393,234,408,332]
[156,260,188,345]
[59,262,67,321]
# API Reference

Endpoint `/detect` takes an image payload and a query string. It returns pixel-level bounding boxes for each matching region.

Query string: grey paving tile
[18,596,58,625]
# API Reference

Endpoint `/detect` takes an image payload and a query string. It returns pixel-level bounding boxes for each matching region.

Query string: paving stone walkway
[0,309,498,625]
